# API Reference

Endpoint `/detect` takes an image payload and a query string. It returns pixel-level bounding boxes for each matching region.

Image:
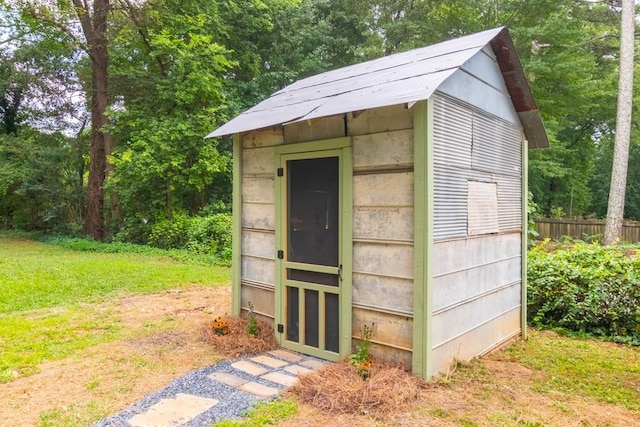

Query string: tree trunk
[80,0,112,240]
[603,0,635,245]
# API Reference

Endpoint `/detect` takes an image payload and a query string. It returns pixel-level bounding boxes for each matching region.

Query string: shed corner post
[412,99,434,380]
[521,137,529,340]
[231,133,243,316]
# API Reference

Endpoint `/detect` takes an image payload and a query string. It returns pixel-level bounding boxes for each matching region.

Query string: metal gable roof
[207,27,549,149]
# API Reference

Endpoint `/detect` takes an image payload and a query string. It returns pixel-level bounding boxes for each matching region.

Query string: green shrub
[148,213,192,249]
[528,241,640,344]
[187,213,232,264]
[146,213,232,264]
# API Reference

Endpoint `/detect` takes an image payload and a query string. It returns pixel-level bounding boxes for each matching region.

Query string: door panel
[287,157,339,267]
[279,153,344,359]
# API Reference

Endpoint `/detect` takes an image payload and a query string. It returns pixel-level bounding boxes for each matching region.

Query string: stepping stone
[300,359,326,370]
[128,393,218,427]
[251,355,288,369]
[284,364,313,376]
[238,381,280,398]
[268,349,303,362]
[261,372,298,387]
[231,360,268,376]
[208,371,248,387]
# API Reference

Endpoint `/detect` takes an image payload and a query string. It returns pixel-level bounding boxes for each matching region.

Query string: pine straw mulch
[287,360,430,420]
[200,315,278,357]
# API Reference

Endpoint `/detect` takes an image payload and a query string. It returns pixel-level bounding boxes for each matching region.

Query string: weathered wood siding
[347,104,414,365]
[239,128,283,320]
[430,65,524,375]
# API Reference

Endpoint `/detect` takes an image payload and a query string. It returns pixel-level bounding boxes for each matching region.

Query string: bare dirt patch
[0,286,231,427]
[2,288,639,427]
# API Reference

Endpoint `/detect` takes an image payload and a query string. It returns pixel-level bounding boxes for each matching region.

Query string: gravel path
[93,350,325,427]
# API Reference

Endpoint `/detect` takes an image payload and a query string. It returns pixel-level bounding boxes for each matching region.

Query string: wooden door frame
[274,137,353,361]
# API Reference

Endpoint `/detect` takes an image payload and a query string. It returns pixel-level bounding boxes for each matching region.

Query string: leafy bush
[146,213,232,264]
[148,213,192,249]
[528,241,640,344]
[187,213,232,263]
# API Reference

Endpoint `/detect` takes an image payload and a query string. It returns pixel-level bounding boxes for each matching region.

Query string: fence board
[535,218,640,243]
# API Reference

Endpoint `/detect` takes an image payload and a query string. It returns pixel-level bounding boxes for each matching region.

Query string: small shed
[207,27,548,379]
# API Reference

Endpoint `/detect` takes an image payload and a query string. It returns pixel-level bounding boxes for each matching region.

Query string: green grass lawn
[0,236,230,383]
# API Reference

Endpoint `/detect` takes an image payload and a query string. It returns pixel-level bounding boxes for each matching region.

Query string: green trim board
[521,138,528,340]
[273,137,353,361]
[412,99,434,380]
[231,134,242,316]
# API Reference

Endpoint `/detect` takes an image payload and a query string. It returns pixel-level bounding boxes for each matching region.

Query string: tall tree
[20,0,111,239]
[604,0,635,244]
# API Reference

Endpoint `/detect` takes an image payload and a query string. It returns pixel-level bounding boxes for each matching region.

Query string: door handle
[338,264,343,282]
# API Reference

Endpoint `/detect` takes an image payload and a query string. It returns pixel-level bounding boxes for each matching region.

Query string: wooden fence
[535,218,640,243]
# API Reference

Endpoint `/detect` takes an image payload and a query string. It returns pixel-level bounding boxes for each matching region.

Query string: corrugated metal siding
[432,94,471,240]
[433,167,467,240]
[433,95,472,168]
[472,111,522,177]
[497,175,522,231]
[432,92,523,240]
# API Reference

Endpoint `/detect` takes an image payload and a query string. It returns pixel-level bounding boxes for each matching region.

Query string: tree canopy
[0,0,638,243]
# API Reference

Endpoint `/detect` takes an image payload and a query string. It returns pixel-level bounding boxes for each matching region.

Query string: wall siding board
[352,307,413,353]
[241,284,275,319]
[353,241,413,279]
[240,129,282,318]
[242,202,275,230]
[347,104,413,136]
[432,234,521,277]
[431,283,521,349]
[241,229,275,260]
[242,176,274,204]
[354,207,413,242]
[353,173,413,207]
[283,115,346,144]
[346,105,416,364]
[353,129,414,172]
[431,307,520,374]
[242,147,275,176]
[433,257,521,312]
[242,128,284,148]
[241,256,276,285]
[352,273,414,313]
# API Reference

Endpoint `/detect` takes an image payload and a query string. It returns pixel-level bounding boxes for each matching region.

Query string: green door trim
[274,137,353,361]
[231,134,242,316]
[412,100,434,379]
[521,137,528,340]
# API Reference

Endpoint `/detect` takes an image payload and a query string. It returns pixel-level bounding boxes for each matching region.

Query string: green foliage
[527,191,540,246]
[246,301,259,337]
[348,323,373,379]
[527,241,640,343]
[147,213,232,264]
[213,399,298,427]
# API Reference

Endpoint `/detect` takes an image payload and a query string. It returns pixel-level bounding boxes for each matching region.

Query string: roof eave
[490,27,549,149]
